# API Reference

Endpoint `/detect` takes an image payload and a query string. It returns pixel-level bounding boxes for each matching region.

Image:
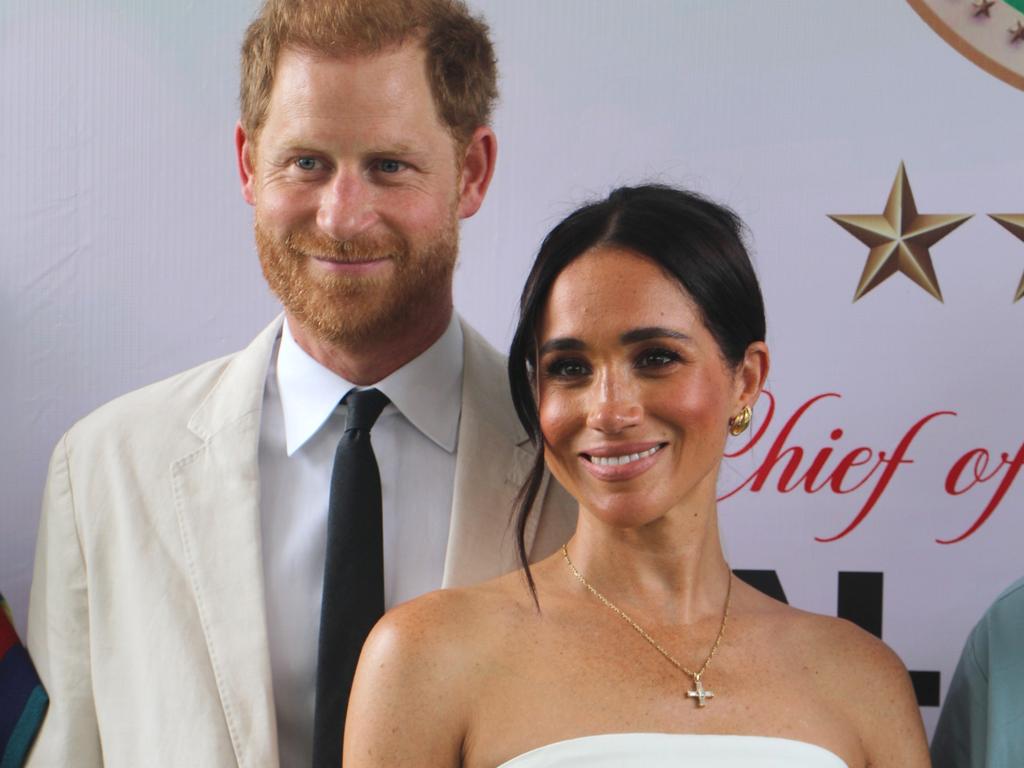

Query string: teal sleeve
[980,584,1024,768]
[931,626,988,768]
[932,579,1024,768]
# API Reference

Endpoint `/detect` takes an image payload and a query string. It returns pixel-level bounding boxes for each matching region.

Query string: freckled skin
[343,249,930,768]
[537,247,742,531]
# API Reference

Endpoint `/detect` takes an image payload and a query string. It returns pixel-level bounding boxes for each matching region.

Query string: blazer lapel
[442,320,550,588]
[172,317,282,767]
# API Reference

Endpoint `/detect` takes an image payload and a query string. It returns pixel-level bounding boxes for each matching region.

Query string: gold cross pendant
[687,678,714,707]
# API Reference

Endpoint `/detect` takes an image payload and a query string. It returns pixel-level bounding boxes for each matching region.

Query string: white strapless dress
[496,733,849,767]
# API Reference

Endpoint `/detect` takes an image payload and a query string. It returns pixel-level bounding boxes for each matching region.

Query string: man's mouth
[307,255,392,275]
[309,253,389,264]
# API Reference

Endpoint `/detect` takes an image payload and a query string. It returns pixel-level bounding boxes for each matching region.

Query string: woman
[343,185,930,767]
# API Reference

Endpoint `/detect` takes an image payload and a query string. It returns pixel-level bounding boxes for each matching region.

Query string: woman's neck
[565,504,731,626]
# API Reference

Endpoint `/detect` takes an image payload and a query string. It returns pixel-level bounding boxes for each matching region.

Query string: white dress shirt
[258,315,463,768]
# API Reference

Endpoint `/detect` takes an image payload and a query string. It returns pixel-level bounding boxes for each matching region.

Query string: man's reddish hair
[240,0,498,145]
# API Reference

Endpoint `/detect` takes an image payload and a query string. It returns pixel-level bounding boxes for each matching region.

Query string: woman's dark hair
[508,184,767,601]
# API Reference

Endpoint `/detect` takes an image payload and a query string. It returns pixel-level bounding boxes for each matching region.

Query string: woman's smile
[537,245,745,527]
[579,442,667,480]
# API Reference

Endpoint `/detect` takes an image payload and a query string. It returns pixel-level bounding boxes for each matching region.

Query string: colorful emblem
[907,0,1024,91]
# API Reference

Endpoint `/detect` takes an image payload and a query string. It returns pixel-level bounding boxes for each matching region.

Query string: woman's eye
[636,349,679,368]
[545,358,590,378]
[294,157,319,171]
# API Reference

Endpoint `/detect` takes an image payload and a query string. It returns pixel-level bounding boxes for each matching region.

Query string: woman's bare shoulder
[360,571,535,677]
[736,579,905,670]
[738,585,928,766]
[787,607,907,685]
[345,574,537,767]
[804,613,928,765]
[741,588,912,690]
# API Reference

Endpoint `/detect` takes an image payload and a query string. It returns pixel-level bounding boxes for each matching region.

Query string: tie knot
[343,388,390,433]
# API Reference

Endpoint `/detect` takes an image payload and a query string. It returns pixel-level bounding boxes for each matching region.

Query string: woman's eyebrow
[539,328,690,354]
[538,337,585,355]
[620,326,691,344]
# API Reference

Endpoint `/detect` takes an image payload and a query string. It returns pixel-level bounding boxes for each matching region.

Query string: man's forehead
[266,44,433,115]
[274,39,429,84]
[280,33,427,64]
[255,45,454,156]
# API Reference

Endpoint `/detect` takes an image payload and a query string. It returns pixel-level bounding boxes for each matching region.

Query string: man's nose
[585,373,642,433]
[316,170,378,241]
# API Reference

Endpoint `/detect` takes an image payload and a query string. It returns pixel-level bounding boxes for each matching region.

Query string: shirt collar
[276,316,463,456]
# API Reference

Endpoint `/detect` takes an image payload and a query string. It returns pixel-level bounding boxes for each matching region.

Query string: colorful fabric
[0,594,48,768]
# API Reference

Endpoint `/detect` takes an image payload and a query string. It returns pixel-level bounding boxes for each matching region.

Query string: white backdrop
[3,0,1023,738]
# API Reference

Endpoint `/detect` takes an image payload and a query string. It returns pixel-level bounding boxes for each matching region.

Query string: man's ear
[235,121,257,206]
[734,341,770,414]
[456,126,497,220]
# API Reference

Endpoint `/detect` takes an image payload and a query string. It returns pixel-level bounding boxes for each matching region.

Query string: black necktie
[312,387,390,768]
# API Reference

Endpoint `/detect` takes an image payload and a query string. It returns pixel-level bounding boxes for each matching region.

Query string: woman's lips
[579,442,667,481]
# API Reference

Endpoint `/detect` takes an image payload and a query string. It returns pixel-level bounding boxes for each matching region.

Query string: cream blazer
[26,316,576,767]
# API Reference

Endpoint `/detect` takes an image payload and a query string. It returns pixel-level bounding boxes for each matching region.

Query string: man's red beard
[255,217,459,347]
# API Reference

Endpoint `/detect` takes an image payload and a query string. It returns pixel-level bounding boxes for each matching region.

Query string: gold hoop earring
[728,405,752,436]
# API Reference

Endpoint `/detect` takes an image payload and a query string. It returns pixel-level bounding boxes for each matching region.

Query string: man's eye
[295,157,319,171]
[376,159,403,173]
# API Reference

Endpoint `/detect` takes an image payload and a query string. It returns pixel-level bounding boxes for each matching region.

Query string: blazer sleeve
[25,434,103,767]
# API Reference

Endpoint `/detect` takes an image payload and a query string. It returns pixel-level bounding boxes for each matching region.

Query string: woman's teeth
[588,444,662,466]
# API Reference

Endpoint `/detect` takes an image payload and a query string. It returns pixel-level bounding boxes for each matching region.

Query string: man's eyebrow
[270,140,419,155]
[538,337,585,355]
[269,139,321,156]
[366,142,416,155]
[620,326,691,344]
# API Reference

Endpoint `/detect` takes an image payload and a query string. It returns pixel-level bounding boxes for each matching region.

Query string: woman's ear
[734,341,770,413]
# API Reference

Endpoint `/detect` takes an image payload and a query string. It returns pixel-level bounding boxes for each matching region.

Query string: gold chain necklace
[561,544,732,708]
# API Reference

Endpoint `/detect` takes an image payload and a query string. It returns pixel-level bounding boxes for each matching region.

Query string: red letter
[817,410,955,542]
[829,447,880,494]
[945,448,1001,495]
[939,442,1024,544]
[719,393,840,501]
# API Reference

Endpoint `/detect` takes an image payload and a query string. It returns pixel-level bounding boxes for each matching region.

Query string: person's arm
[343,592,471,768]
[25,435,103,767]
[844,630,931,768]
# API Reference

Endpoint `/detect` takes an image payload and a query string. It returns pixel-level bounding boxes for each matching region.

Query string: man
[26,1,575,765]
[931,575,1024,768]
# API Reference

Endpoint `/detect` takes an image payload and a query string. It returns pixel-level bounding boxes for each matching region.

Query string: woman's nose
[585,376,642,433]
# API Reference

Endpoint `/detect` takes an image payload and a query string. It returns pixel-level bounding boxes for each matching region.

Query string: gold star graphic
[989,214,1024,302]
[828,162,972,302]
[1011,20,1024,44]
[972,0,995,18]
